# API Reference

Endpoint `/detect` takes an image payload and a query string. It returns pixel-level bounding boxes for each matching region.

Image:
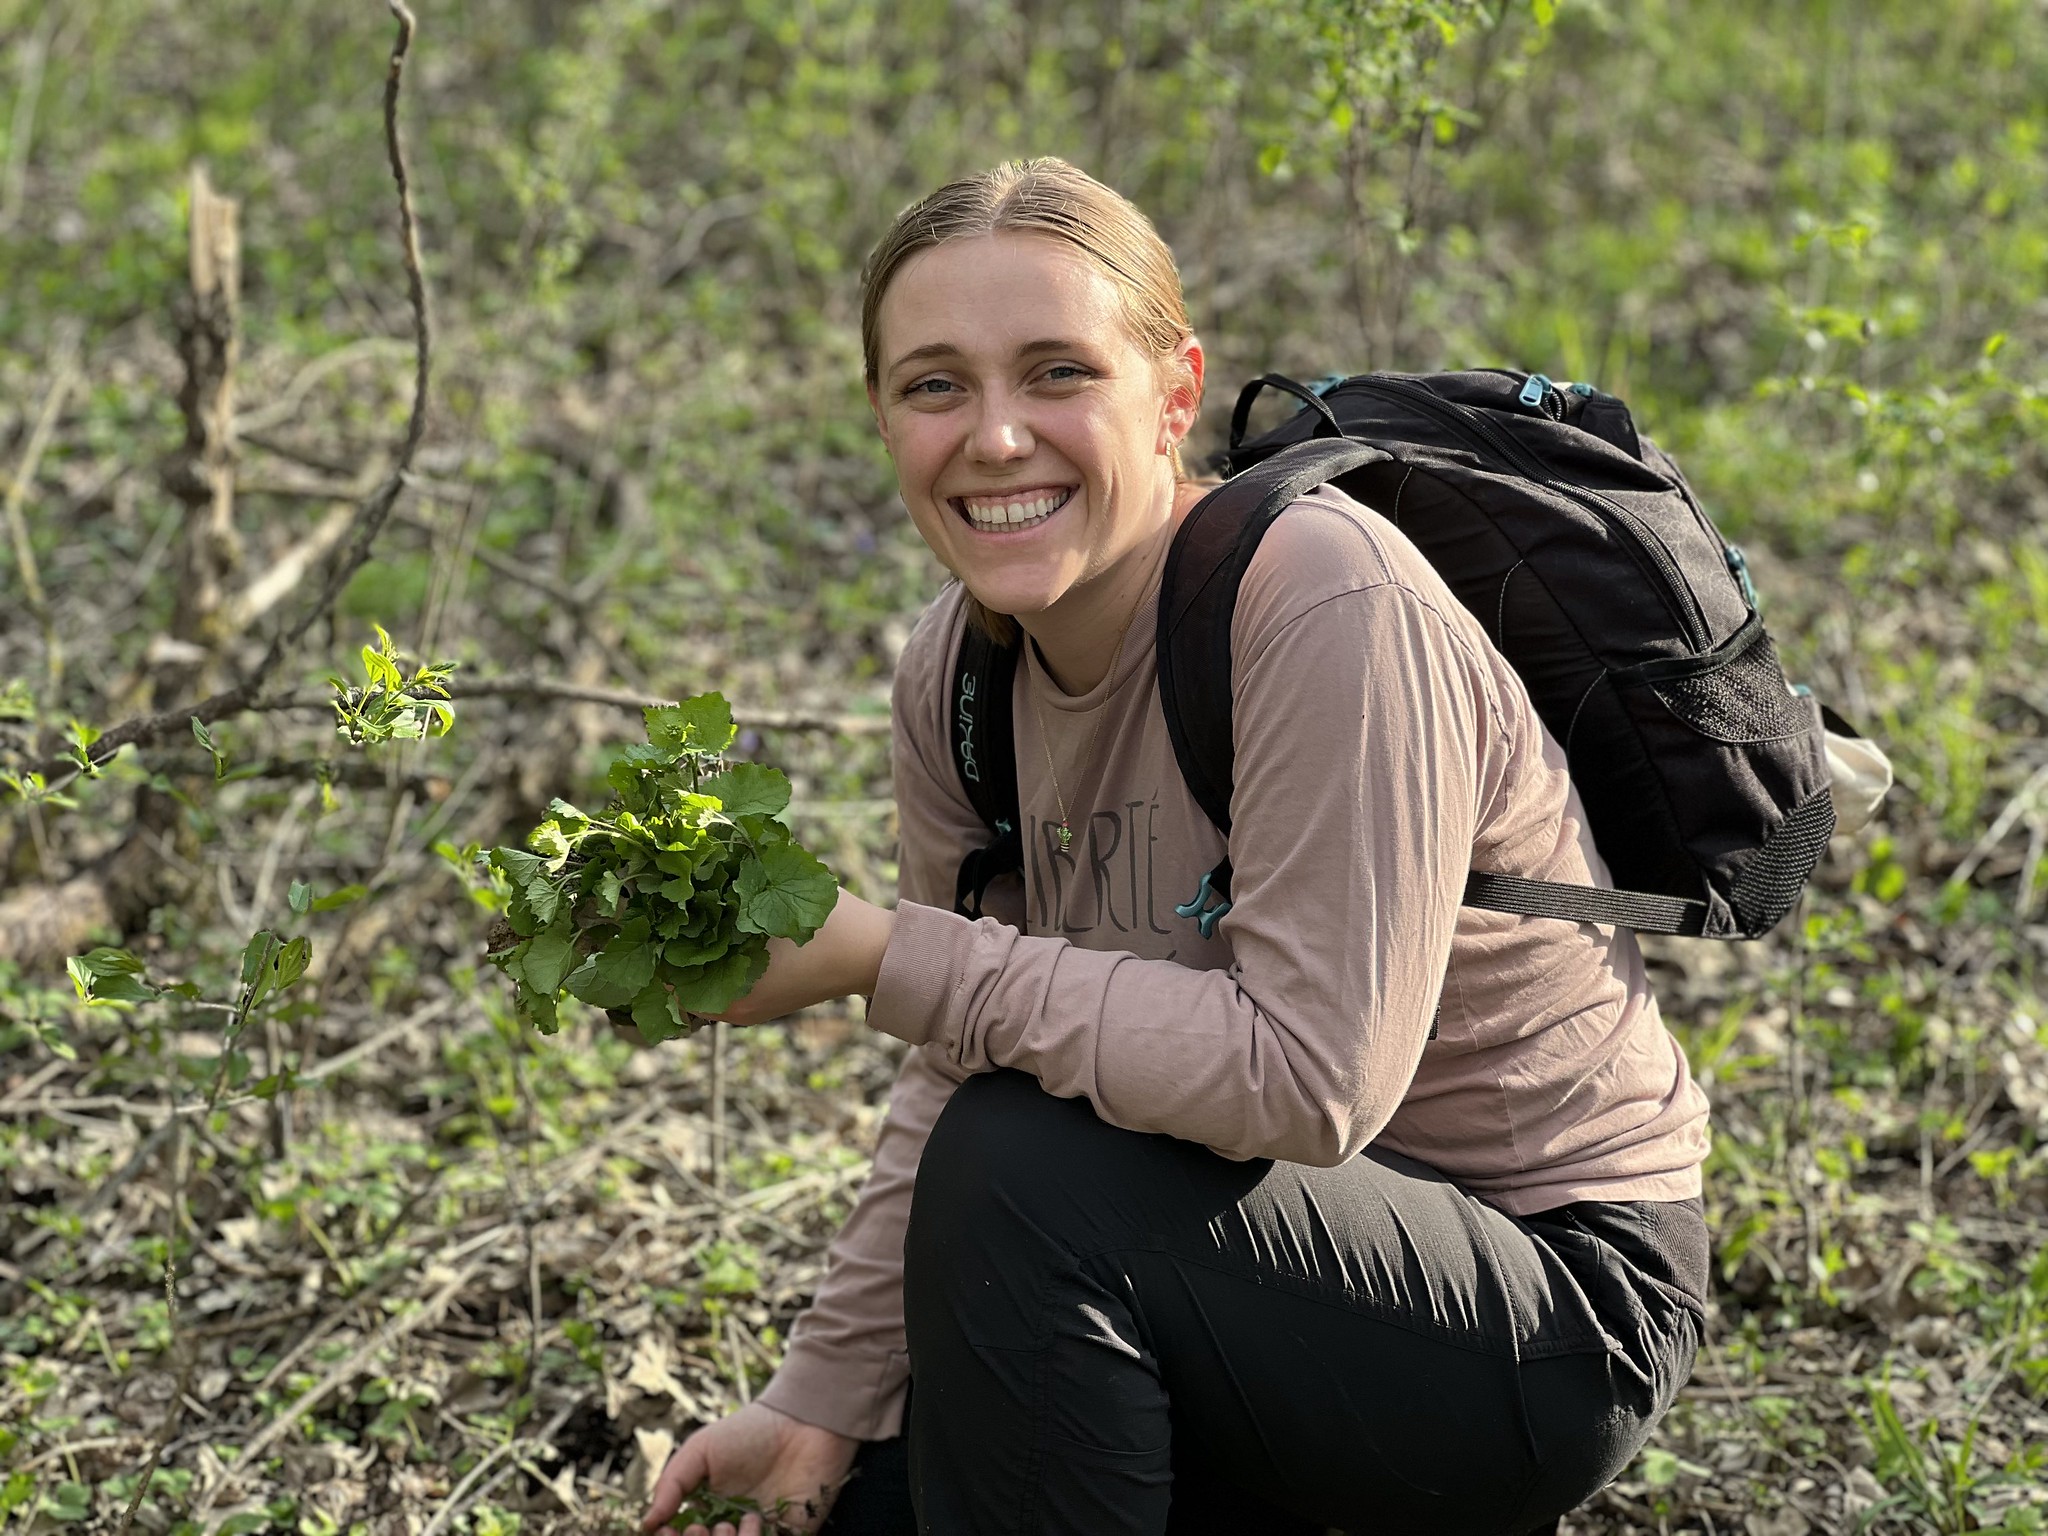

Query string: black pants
[822,1070,1706,1536]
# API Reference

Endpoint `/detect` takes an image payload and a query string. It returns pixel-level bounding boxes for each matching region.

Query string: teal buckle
[1174,871,1233,940]
[1725,544,1760,610]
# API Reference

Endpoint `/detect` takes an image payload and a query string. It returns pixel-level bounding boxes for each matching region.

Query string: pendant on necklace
[1057,821,1074,851]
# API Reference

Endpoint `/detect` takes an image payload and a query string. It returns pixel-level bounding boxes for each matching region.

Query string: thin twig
[113,1115,185,1536]
[710,1020,729,1195]
[224,1260,478,1476]
[244,676,893,734]
[420,1402,575,1536]
[1948,760,2048,889]
[3,328,78,690]
[231,335,415,438]
[34,0,430,787]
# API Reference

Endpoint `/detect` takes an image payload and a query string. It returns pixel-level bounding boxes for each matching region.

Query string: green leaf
[520,924,579,995]
[608,742,672,801]
[664,930,732,969]
[669,944,769,1014]
[596,936,658,996]
[287,878,312,915]
[524,878,563,927]
[272,936,312,995]
[309,884,368,912]
[250,1065,301,1101]
[644,693,736,757]
[85,973,157,1006]
[514,982,561,1035]
[40,1481,90,1523]
[65,951,156,1008]
[529,820,572,861]
[628,978,687,1043]
[78,947,147,979]
[503,886,543,937]
[490,847,548,890]
[735,842,837,940]
[700,763,792,818]
[653,843,704,878]
[566,936,659,1009]
[241,931,280,989]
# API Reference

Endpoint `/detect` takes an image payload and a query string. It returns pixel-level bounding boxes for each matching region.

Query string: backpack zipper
[1340,375,1714,651]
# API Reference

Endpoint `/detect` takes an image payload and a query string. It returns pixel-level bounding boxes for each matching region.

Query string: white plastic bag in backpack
[1825,726,1893,835]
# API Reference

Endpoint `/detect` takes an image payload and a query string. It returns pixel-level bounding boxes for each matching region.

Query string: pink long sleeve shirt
[755,485,1711,1441]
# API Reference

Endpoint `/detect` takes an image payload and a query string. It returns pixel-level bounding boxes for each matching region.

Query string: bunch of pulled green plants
[483,693,838,1043]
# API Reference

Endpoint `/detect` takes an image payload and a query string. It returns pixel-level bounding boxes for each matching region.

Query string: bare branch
[231,336,414,438]
[244,0,429,687]
[243,675,893,735]
[33,2,430,784]
[4,328,79,689]
[221,503,356,630]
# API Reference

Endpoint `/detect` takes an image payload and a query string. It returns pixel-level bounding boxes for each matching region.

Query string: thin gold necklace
[1031,599,1141,852]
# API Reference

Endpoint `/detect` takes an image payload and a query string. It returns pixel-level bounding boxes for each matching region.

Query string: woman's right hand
[641,1402,860,1536]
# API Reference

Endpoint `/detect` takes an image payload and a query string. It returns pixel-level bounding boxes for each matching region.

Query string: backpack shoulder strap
[948,612,1023,918]
[1157,437,1391,839]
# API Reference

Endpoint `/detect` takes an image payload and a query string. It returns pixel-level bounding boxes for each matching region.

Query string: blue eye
[907,378,957,396]
[1044,365,1087,382]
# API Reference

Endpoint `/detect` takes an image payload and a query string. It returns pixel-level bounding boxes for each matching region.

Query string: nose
[966,392,1033,465]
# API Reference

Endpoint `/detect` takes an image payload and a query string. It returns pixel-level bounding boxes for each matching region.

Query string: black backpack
[946,368,1836,942]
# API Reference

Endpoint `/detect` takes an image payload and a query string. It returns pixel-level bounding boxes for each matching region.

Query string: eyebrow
[886,338,1086,373]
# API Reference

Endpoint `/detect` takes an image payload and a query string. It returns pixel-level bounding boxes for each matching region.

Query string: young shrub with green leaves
[484,692,838,1042]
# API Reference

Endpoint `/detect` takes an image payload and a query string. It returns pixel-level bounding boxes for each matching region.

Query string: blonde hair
[861,157,1195,646]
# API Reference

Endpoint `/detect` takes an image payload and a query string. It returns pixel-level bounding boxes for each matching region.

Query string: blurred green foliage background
[3,1,2047,1529]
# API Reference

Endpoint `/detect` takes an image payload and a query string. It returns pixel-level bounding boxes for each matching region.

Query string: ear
[1159,335,1205,453]
[868,383,893,456]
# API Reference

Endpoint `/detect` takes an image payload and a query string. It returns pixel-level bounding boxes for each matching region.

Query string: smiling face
[869,232,1202,632]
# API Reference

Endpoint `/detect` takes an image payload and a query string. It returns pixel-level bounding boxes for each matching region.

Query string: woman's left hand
[697,885,895,1029]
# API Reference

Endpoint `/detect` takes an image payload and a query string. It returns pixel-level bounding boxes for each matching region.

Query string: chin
[960,576,1059,621]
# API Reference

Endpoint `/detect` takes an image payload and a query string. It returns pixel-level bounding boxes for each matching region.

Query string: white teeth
[961,489,1071,530]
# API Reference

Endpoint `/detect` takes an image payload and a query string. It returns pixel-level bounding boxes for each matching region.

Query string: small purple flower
[737,728,762,755]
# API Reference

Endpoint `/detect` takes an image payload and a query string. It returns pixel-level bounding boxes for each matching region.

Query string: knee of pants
[905,1071,1155,1339]
[911,1069,1111,1244]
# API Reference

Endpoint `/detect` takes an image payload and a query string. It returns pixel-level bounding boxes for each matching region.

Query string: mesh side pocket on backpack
[1644,619,1811,744]
[1727,786,1837,937]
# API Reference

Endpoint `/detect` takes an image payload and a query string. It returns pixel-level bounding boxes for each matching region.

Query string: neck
[1020,478,1210,695]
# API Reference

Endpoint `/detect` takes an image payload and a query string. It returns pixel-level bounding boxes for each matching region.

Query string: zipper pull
[1726,544,1760,610]
[1517,372,1564,420]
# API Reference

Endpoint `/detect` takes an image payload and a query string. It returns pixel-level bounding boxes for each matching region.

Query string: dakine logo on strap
[955,672,981,783]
